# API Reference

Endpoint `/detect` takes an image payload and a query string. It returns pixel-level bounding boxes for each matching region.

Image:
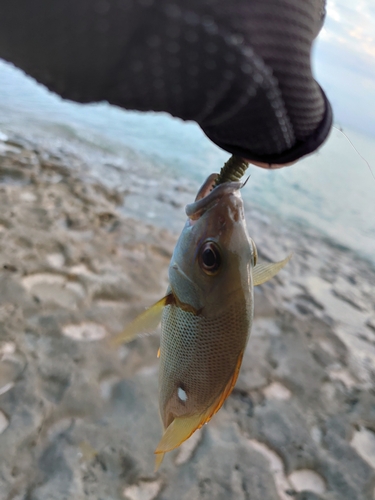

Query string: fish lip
[185,181,242,220]
[194,173,218,202]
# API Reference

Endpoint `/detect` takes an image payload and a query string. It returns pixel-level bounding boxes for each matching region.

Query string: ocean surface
[0,59,374,265]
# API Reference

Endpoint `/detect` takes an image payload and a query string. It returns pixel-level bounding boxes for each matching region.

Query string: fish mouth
[186,175,242,220]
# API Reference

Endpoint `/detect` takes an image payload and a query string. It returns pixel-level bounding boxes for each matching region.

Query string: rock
[1,135,375,500]
[235,334,270,392]
[268,322,327,408]
[366,315,375,333]
[332,276,368,312]
[61,322,107,341]
[247,439,292,500]
[295,493,325,500]
[320,426,375,500]
[249,400,319,473]
[124,480,163,500]
[159,421,281,500]
[263,382,292,400]
[351,426,375,470]
[0,130,8,141]
[288,469,326,495]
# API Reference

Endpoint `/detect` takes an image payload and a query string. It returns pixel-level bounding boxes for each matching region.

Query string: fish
[111,173,290,469]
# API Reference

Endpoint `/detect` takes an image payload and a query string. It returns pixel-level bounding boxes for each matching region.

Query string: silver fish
[112,174,290,469]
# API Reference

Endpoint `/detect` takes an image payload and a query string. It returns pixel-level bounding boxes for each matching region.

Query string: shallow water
[0,59,374,264]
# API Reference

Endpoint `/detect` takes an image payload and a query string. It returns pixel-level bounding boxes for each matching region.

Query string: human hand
[246,159,297,170]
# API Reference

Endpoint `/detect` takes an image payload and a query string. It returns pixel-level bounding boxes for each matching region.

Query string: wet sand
[1,132,375,500]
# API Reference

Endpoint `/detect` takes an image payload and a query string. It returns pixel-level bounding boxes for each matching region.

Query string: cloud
[318,4,375,75]
[314,0,375,134]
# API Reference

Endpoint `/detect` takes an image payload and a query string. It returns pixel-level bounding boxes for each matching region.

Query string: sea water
[0,59,374,265]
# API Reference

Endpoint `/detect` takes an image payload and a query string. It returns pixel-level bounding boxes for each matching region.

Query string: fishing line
[216,126,375,189]
[333,125,375,183]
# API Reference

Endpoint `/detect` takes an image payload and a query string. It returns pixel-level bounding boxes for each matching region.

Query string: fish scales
[159,296,251,427]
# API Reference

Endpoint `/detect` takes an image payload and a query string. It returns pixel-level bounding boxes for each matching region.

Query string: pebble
[288,469,326,494]
[62,322,107,341]
[351,427,375,470]
[263,382,292,400]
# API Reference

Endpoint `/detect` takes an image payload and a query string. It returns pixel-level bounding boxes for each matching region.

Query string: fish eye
[199,241,221,275]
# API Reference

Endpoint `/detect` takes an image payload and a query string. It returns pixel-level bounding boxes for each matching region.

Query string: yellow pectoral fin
[253,254,292,286]
[154,349,244,462]
[154,452,165,472]
[109,295,171,347]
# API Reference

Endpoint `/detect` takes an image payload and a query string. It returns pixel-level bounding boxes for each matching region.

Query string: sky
[314,0,375,136]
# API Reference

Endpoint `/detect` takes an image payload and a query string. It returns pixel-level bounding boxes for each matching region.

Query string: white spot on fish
[178,387,188,401]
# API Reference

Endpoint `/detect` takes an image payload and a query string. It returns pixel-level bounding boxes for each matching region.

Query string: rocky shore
[1,132,375,500]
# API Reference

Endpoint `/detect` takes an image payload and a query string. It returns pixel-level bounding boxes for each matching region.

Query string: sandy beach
[1,132,375,500]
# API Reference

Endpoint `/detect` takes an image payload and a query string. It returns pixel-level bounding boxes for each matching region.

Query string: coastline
[1,132,375,499]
